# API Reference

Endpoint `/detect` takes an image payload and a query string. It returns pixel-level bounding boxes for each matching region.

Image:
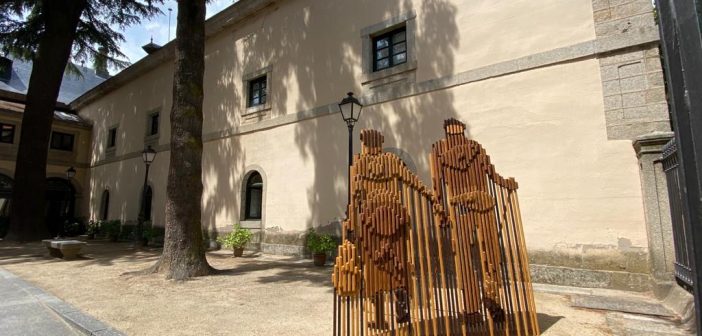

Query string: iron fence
[661,139,694,291]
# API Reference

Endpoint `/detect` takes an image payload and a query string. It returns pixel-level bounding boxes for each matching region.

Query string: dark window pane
[393,30,406,42]
[393,42,406,54]
[245,172,263,219]
[393,52,407,64]
[108,128,117,148]
[372,26,408,72]
[248,76,267,107]
[50,132,74,151]
[0,124,14,144]
[376,38,389,49]
[149,114,159,135]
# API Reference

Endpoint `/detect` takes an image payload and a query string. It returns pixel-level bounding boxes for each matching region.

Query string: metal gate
[661,139,694,290]
[655,0,702,334]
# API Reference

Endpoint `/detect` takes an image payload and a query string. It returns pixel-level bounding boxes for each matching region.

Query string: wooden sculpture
[332,119,539,336]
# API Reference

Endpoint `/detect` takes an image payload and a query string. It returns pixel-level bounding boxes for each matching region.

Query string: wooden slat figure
[333,119,539,336]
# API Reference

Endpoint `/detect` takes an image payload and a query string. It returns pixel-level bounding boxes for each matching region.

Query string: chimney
[141,37,162,55]
[0,56,12,83]
[93,47,110,78]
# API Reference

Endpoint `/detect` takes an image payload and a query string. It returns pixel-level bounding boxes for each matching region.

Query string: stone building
[0,56,105,236]
[69,0,675,292]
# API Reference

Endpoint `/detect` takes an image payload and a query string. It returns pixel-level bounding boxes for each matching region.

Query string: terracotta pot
[313,253,327,266]
[233,247,244,257]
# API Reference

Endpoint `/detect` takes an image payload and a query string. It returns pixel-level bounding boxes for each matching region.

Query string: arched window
[100,190,110,220]
[244,172,263,220]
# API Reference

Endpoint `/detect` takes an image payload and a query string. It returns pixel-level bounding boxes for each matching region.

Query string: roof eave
[69,0,279,111]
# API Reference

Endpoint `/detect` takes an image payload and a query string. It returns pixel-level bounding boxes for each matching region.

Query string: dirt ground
[0,241,610,336]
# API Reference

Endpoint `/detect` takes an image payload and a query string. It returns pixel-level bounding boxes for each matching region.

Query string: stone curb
[0,268,125,336]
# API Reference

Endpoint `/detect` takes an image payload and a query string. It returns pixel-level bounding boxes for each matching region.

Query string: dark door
[45,177,74,237]
[0,174,12,238]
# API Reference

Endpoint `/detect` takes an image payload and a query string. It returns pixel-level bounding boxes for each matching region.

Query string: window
[148,113,159,136]
[100,190,110,220]
[107,127,117,148]
[50,131,74,151]
[373,27,407,71]
[248,76,267,107]
[0,123,15,144]
[244,172,263,220]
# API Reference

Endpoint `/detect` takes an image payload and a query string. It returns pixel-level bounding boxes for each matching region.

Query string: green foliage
[119,224,135,240]
[63,218,86,237]
[86,220,100,235]
[217,225,253,249]
[0,0,163,72]
[101,220,121,241]
[306,230,337,255]
[142,221,155,240]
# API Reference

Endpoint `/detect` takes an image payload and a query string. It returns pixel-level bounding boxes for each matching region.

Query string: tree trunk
[150,0,212,279]
[6,0,87,242]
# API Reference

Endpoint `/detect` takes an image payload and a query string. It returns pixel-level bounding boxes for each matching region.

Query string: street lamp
[338,92,363,205]
[66,166,76,179]
[136,146,156,247]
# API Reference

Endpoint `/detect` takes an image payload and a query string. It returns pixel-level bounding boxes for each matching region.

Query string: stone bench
[41,239,86,260]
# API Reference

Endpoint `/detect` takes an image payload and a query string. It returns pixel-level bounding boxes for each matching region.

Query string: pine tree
[147,0,214,279]
[0,0,161,241]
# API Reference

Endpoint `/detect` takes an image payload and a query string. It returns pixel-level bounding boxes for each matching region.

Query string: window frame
[372,27,408,72]
[247,75,268,108]
[360,11,418,88]
[100,190,110,220]
[49,131,75,152]
[241,66,272,123]
[244,172,263,220]
[148,112,159,136]
[0,123,15,144]
[107,127,117,149]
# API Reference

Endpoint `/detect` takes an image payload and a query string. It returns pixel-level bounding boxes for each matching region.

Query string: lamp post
[59,166,76,238]
[136,146,156,247]
[338,92,363,206]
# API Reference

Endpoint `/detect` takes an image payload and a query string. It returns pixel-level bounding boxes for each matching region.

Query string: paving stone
[606,312,695,335]
[0,267,124,336]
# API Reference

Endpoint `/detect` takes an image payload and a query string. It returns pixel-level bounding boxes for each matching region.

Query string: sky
[116,0,235,72]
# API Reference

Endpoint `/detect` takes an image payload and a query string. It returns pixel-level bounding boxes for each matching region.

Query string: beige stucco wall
[78,0,648,257]
[0,110,92,217]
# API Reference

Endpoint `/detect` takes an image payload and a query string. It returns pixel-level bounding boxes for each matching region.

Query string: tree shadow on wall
[291,0,466,232]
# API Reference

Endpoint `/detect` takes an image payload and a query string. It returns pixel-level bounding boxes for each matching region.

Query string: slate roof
[0,56,107,104]
[0,99,91,127]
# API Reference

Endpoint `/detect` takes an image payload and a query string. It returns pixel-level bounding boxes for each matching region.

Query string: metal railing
[661,139,694,291]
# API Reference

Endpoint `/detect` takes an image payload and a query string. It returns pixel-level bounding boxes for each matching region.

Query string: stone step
[606,312,695,336]
[570,291,676,318]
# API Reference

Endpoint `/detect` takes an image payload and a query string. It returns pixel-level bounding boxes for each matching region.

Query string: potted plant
[102,220,121,242]
[86,220,100,240]
[306,230,336,266]
[217,224,253,257]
